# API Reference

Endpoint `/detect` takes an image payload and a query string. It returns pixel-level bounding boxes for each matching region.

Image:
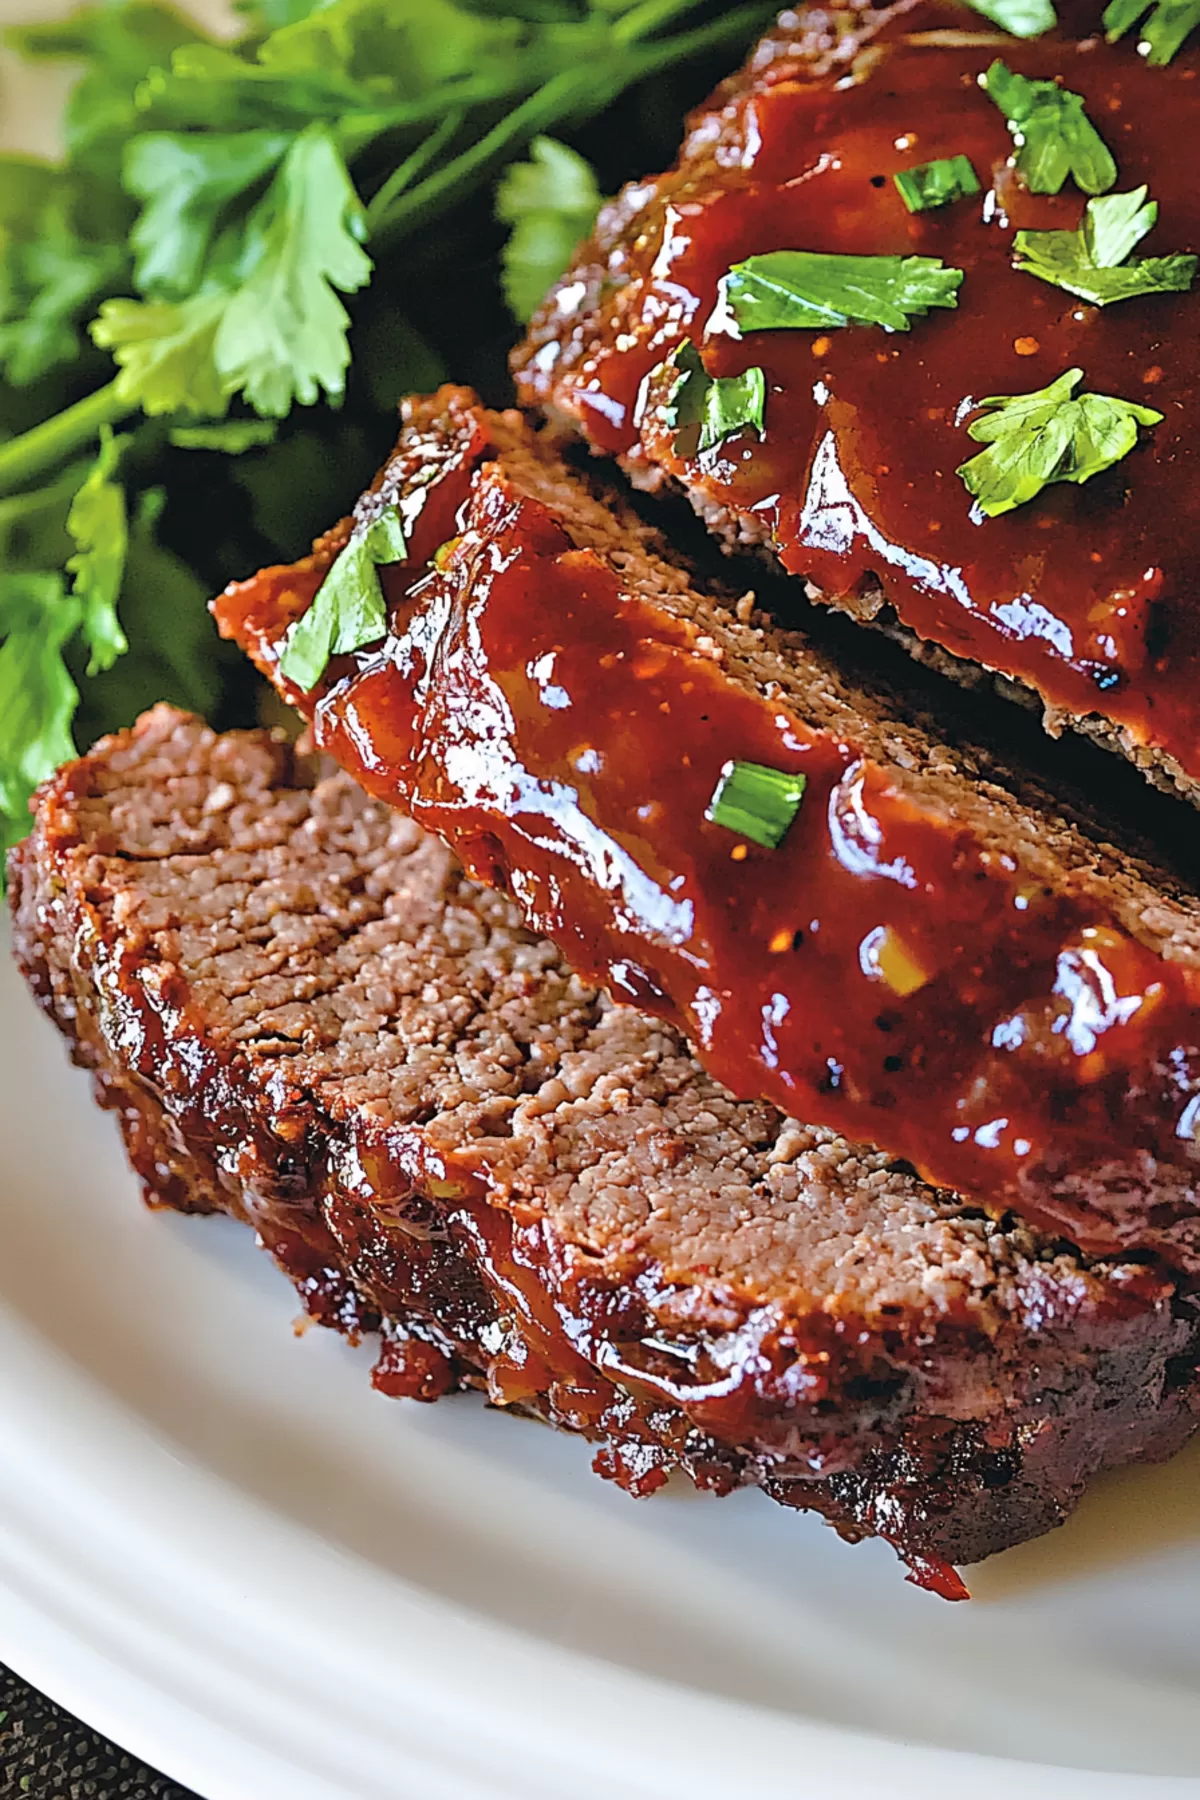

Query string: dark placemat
[0,1667,199,1799]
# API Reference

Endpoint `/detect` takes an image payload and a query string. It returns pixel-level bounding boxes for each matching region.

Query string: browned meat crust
[11,706,1200,1592]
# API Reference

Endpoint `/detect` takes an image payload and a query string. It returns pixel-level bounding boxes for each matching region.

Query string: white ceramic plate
[3,929,1200,1800]
[4,6,1200,1793]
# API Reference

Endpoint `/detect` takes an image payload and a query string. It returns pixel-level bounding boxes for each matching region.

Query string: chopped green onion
[706,759,807,849]
[893,156,981,214]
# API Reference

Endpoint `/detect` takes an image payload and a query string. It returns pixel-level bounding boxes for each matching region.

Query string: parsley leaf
[125,130,294,299]
[661,339,766,455]
[496,135,602,321]
[91,292,230,417]
[0,572,84,853]
[0,166,125,387]
[261,0,530,93]
[1103,0,1200,63]
[957,367,1163,517]
[1085,184,1158,266]
[717,251,963,334]
[72,486,227,757]
[965,0,1057,36]
[981,61,1118,195]
[134,0,535,137]
[212,123,373,416]
[0,435,129,851]
[279,505,407,691]
[132,42,362,135]
[894,155,980,214]
[66,428,128,675]
[1014,186,1197,304]
[92,124,372,418]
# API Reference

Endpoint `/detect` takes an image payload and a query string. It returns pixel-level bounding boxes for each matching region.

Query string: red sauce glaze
[215,395,1200,1270]
[514,0,1200,787]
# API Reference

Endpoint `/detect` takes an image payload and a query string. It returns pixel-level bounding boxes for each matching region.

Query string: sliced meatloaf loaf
[512,0,1200,803]
[11,705,1200,1595]
[215,385,1200,1271]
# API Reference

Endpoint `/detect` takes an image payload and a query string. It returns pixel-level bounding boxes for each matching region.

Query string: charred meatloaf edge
[511,0,1200,809]
[11,705,1200,1589]
[215,385,1200,1269]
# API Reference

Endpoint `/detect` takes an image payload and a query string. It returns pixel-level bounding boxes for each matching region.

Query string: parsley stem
[628,8,774,77]
[365,106,467,234]
[372,7,771,248]
[613,0,706,44]
[0,378,133,499]
[373,66,594,246]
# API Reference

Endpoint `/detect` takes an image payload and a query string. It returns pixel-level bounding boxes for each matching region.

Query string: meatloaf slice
[512,0,1200,804]
[215,385,1200,1271]
[12,705,1200,1596]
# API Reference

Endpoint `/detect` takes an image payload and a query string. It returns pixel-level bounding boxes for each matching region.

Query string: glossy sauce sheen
[216,395,1200,1269]
[517,0,1200,783]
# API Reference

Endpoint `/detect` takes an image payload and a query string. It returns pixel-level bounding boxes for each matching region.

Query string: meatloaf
[512,0,1200,803]
[12,705,1200,1596]
[215,385,1200,1271]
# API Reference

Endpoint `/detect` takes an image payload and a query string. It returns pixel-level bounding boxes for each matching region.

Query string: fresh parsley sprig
[94,121,374,421]
[957,368,1163,518]
[0,0,775,858]
[0,0,773,497]
[716,250,964,334]
[1104,0,1200,64]
[661,339,767,456]
[981,61,1118,195]
[1014,186,1197,304]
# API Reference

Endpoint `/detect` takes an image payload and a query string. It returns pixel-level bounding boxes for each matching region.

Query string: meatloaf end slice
[214,385,1200,1271]
[11,706,1200,1595]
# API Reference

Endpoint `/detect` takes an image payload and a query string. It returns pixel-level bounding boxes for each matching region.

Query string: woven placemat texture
[0,1667,199,1799]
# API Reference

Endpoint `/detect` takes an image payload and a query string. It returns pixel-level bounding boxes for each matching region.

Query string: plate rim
[0,1304,1181,1800]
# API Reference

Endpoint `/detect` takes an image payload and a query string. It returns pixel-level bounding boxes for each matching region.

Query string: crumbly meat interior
[15,702,1157,1337]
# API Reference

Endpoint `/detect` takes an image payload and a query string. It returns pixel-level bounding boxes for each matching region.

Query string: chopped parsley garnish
[981,61,1118,195]
[965,0,1057,36]
[1104,0,1200,63]
[706,759,807,850]
[661,339,766,456]
[717,251,963,335]
[1014,186,1197,304]
[278,507,406,692]
[894,156,981,214]
[956,368,1163,519]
